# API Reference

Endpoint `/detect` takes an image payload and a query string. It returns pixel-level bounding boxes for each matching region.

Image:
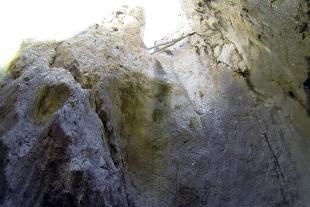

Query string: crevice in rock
[49,42,97,90]
[100,110,121,168]
[49,41,63,67]
[55,59,98,89]
[64,60,89,89]
[288,91,297,100]
[154,59,167,76]
[263,133,286,181]
[263,133,291,206]
[304,73,310,114]
[91,89,136,206]
[303,56,310,114]
[269,77,310,116]
[234,69,266,99]
[93,92,121,168]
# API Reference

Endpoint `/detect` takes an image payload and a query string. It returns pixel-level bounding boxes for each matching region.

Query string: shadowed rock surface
[0,2,309,207]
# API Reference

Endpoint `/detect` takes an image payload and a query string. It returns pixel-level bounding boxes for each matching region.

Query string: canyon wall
[0,1,309,206]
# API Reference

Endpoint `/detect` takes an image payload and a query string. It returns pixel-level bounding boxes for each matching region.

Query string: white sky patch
[0,0,184,68]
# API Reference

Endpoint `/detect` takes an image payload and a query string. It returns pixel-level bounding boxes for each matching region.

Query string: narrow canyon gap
[0,1,309,207]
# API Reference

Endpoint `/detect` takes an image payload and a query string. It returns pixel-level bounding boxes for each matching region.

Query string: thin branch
[150,42,177,55]
[147,32,196,52]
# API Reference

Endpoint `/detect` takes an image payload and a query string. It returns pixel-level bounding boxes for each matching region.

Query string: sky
[0,0,184,68]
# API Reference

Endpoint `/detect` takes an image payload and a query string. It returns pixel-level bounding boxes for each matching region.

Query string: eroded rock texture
[0,2,309,207]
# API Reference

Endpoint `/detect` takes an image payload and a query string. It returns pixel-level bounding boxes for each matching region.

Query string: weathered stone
[0,2,309,207]
[31,83,71,124]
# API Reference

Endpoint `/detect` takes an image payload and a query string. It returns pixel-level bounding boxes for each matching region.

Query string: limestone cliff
[0,2,309,207]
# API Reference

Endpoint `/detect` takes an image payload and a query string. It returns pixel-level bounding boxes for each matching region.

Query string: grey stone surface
[0,2,309,207]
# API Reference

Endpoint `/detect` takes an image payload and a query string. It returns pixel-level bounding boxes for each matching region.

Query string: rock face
[0,2,309,207]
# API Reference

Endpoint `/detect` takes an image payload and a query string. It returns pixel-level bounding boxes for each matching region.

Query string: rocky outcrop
[181,0,310,135]
[0,2,309,207]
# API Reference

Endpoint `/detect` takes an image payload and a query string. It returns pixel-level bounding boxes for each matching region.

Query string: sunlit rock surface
[0,2,309,207]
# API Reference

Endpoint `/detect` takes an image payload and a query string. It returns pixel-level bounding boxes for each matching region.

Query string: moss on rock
[189,117,199,129]
[152,108,164,123]
[102,71,172,195]
[32,83,70,124]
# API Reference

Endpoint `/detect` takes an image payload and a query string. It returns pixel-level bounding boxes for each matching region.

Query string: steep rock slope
[177,0,310,205]
[181,0,310,135]
[0,2,309,207]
